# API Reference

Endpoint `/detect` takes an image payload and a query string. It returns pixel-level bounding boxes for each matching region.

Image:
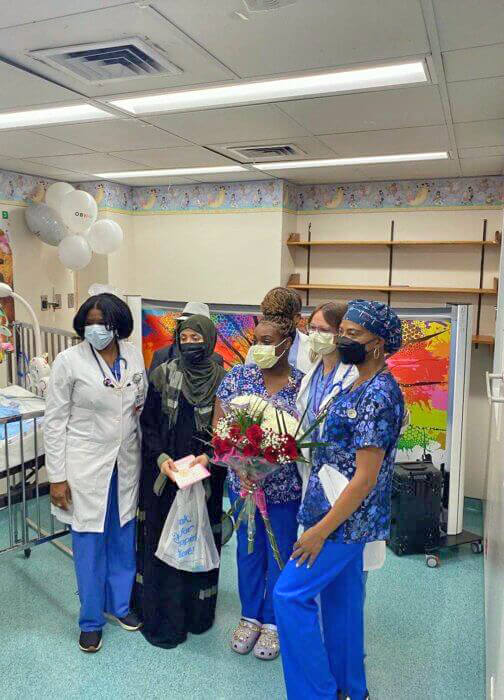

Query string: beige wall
[128,210,283,304]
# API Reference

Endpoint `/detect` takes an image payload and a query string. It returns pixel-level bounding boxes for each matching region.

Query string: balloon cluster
[24,182,124,271]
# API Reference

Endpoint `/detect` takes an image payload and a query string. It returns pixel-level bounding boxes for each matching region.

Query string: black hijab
[176,315,226,407]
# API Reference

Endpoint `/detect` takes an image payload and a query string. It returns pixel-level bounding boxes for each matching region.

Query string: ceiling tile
[0,61,78,111]
[459,146,504,158]
[0,4,234,99]
[185,171,273,183]
[449,77,504,122]
[27,153,144,175]
[33,120,188,152]
[0,131,92,159]
[0,2,132,29]
[278,86,445,134]
[209,136,335,162]
[266,159,460,184]
[434,0,504,51]
[0,157,88,181]
[157,0,428,77]
[443,43,504,82]
[146,104,309,144]
[109,146,237,168]
[318,126,449,156]
[460,156,504,176]
[454,119,504,148]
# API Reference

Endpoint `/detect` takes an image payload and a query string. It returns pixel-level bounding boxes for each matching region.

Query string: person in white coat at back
[296,302,387,577]
[44,293,146,654]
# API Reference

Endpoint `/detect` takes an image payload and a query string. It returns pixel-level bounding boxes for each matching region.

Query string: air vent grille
[31,38,182,84]
[228,143,306,161]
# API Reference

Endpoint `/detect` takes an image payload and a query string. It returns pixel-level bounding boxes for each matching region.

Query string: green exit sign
[1,211,8,220]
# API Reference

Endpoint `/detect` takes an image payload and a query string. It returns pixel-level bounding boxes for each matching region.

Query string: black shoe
[106,611,143,631]
[79,630,102,653]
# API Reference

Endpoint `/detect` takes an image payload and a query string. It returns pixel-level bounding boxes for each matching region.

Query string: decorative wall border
[0,167,502,214]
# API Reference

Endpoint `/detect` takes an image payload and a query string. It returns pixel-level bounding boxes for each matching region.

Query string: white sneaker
[230,619,262,655]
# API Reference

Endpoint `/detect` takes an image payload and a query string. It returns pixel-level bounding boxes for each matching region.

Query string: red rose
[264,447,278,464]
[283,435,299,460]
[229,424,242,441]
[245,424,263,447]
[243,443,260,457]
[212,436,233,458]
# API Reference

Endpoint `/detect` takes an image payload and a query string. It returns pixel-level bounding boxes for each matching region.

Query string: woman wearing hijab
[133,315,227,648]
[274,300,404,700]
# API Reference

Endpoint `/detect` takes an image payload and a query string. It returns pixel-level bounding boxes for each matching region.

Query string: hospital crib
[0,386,71,559]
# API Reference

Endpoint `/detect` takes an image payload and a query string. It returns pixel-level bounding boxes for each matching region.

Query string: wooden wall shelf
[287,277,498,297]
[287,232,501,249]
[472,335,495,346]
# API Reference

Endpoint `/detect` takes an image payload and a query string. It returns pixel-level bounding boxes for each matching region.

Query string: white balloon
[58,235,92,270]
[45,182,74,212]
[88,219,123,254]
[60,190,98,233]
[25,203,67,246]
[88,283,124,298]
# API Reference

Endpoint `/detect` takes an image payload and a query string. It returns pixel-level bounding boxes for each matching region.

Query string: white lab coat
[296,358,386,572]
[245,329,314,375]
[44,340,147,533]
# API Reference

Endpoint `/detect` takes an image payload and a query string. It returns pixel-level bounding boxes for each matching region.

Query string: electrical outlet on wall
[67,293,75,309]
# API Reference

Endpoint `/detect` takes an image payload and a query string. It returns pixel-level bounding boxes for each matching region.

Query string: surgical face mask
[85,324,114,351]
[180,342,206,364]
[336,336,369,365]
[309,330,337,356]
[251,339,287,369]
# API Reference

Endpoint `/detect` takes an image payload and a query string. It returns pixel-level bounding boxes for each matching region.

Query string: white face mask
[308,330,337,356]
[85,324,115,351]
[251,339,288,369]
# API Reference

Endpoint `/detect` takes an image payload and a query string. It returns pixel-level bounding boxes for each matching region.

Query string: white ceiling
[0,0,501,185]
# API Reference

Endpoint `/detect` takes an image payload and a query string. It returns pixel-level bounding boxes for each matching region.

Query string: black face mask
[180,342,206,364]
[336,336,368,365]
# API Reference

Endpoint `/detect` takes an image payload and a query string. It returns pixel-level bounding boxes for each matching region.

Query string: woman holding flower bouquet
[274,300,404,700]
[133,314,226,649]
[213,290,303,661]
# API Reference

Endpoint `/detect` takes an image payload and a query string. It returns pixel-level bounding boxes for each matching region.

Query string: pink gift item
[172,455,210,490]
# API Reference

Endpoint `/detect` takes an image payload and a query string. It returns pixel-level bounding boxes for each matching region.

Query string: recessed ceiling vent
[243,0,298,11]
[228,143,306,161]
[30,37,182,84]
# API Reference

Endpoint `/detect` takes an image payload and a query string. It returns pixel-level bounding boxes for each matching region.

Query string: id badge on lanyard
[132,372,144,413]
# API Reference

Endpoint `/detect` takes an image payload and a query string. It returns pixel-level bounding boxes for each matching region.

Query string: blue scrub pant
[71,469,136,632]
[229,490,300,626]
[274,535,366,700]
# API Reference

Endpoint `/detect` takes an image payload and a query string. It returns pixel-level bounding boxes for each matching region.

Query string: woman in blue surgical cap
[274,300,405,700]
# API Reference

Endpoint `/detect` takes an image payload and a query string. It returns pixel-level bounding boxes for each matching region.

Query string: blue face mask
[85,324,115,351]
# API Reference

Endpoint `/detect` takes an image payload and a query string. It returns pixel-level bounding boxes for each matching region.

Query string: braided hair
[259,287,300,340]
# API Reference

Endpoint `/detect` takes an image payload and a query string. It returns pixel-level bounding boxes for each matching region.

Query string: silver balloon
[25,204,67,247]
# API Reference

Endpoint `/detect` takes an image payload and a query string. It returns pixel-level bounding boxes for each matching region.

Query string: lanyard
[311,363,353,416]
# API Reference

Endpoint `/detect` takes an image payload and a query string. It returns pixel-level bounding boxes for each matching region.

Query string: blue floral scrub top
[298,370,404,544]
[216,364,304,504]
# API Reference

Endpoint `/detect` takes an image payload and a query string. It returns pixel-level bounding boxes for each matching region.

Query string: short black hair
[73,293,133,340]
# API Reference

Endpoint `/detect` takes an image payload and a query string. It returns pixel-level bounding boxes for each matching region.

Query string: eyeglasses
[308,325,334,334]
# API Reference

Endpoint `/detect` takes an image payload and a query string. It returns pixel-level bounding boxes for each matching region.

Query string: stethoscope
[311,362,353,416]
[90,345,139,390]
[343,365,389,420]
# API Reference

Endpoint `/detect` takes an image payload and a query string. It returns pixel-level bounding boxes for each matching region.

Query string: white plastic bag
[155,481,220,572]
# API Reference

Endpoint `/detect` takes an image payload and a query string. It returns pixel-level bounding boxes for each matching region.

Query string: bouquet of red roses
[209,394,327,569]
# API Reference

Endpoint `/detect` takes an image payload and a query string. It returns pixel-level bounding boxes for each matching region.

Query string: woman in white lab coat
[44,293,146,654]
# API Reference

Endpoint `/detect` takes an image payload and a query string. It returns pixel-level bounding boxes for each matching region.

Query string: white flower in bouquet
[261,405,299,436]
[229,394,269,419]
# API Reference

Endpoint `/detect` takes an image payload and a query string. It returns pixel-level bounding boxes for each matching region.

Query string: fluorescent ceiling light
[253,152,449,170]
[109,61,428,115]
[0,104,114,129]
[94,166,247,179]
